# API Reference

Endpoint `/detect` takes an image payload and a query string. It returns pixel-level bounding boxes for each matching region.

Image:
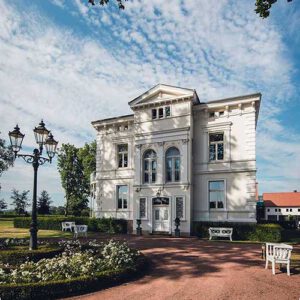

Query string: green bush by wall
[13,217,128,234]
[193,222,282,242]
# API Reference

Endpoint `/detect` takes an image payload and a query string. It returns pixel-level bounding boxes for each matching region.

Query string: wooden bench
[209,227,233,241]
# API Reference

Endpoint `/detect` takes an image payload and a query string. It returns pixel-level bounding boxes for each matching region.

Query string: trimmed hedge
[0,245,63,265]
[14,217,128,234]
[0,255,148,300]
[193,222,282,242]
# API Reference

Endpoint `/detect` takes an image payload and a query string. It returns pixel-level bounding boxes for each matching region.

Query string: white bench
[209,227,233,241]
[74,225,88,239]
[265,243,293,276]
[61,222,75,232]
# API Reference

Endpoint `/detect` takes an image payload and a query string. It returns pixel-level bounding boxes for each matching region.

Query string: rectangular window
[118,144,128,168]
[279,208,281,212]
[286,208,288,212]
[117,185,128,209]
[209,112,215,118]
[209,133,224,161]
[158,108,164,118]
[275,209,277,212]
[139,198,147,219]
[219,111,224,116]
[152,109,157,119]
[175,196,185,220]
[165,106,171,117]
[267,208,270,212]
[209,180,225,209]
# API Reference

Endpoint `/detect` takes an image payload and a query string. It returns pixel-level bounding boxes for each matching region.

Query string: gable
[129,84,199,108]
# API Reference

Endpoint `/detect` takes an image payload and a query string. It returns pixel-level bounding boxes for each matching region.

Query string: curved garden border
[0,254,148,300]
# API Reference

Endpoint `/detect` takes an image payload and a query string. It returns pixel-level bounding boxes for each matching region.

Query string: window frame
[143,149,157,184]
[208,179,226,210]
[138,197,148,220]
[116,185,128,210]
[209,132,224,162]
[151,106,171,120]
[117,144,128,168]
[165,147,181,183]
[175,195,186,221]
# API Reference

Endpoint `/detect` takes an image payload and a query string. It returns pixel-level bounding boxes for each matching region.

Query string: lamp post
[8,121,58,250]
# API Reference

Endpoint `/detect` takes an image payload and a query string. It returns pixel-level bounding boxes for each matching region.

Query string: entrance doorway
[152,197,170,233]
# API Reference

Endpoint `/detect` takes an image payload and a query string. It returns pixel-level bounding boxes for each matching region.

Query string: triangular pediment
[129,84,199,108]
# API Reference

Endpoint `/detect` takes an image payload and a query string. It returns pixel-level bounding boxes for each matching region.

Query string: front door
[153,206,169,232]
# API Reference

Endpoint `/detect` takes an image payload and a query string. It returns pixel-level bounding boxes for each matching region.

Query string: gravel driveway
[68,236,300,300]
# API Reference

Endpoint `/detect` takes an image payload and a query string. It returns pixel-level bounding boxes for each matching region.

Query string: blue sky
[0,0,299,207]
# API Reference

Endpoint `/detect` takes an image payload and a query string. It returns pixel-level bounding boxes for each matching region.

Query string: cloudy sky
[0,0,299,207]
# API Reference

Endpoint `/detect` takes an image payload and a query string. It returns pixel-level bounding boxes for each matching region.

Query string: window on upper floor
[209,112,215,118]
[286,208,288,212]
[118,144,128,168]
[209,133,224,161]
[151,106,171,120]
[219,111,224,116]
[267,208,270,212]
[143,149,157,184]
[117,185,128,209]
[165,147,180,182]
[152,109,157,119]
[165,106,171,117]
[209,180,225,209]
[275,209,277,212]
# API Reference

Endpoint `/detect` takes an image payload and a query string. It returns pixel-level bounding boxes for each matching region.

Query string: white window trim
[208,132,224,162]
[175,195,186,221]
[116,185,129,211]
[207,179,227,211]
[151,106,172,120]
[138,197,148,220]
[117,144,129,169]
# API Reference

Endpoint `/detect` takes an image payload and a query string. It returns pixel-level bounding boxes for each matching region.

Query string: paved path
[69,236,300,300]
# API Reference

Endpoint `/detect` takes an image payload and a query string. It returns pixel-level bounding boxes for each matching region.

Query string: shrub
[14,217,128,234]
[0,245,63,265]
[193,222,282,242]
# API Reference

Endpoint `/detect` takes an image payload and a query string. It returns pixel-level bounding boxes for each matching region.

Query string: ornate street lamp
[8,121,58,250]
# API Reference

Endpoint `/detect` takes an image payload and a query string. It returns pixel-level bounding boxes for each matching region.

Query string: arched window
[143,149,157,183]
[165,147,180,182]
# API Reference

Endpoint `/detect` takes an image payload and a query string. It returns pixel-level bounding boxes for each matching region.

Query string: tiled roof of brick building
[263,192,300,207]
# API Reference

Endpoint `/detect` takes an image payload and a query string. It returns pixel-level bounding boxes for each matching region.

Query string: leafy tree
[0,198,7,213]
[37,190,52,215]
[11,189,30,215]
[88,0,127,9]
[255,0,293,18]
[50,206,66,215]
[57,144,89,216]
[78,141,96,184]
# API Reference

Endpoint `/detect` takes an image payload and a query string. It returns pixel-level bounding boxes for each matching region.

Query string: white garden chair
[265,243,293,276]
[73,225,88,239]
[61,222,75,232]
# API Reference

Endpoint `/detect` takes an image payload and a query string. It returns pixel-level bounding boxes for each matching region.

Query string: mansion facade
[90,84,261,235]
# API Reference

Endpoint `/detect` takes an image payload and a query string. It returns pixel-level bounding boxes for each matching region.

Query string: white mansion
[90,84,261,235]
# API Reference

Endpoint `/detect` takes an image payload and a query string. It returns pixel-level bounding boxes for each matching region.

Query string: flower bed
[0,239,146,300]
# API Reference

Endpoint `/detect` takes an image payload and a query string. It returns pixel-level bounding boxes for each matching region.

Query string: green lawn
[0,218,72,239]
